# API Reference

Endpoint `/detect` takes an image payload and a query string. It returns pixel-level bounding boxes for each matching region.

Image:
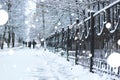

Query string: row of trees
[0,0,27,49]
[35,0,114,38]
[0,0,115,49]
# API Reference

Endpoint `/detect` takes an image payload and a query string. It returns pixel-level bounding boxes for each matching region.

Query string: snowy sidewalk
[0,47,114,80]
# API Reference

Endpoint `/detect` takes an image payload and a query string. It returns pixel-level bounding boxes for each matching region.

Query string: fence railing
[46,0,120,78]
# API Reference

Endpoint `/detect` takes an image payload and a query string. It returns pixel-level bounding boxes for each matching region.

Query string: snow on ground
[0,46,115,80]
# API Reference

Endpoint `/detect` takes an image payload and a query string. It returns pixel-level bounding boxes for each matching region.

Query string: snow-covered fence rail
[46,0,120,78]
[93,58,120,79]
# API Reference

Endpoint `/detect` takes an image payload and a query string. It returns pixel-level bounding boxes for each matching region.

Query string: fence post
[67,26,70,61]
[62,28,64,50]
[54,32,57,53]
[90,12,95,73]
[75,19,79,64]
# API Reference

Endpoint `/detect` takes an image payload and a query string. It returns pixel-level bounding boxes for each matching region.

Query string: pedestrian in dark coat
[23,41,25,47]
[28,41,31,48]
[32,39,37,48]
[25,42,27,47]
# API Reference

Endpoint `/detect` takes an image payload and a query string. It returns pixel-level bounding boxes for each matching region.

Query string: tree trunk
[7,31,11,48]
[12,32,15,47]
[1,26,7,49]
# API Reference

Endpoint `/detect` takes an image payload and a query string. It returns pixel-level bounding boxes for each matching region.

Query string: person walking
[28,41,31,48]
[32,39,37,49]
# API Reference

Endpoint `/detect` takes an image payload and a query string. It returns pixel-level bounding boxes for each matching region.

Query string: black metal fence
[46,0,120,78]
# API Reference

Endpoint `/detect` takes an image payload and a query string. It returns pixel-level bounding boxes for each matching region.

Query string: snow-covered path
[0,47,75,80]
[0,47,114,80]
[0,47,58,80]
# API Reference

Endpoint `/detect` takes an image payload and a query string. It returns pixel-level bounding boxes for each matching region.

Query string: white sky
[24,0,36,41]
[25,0,36,16]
